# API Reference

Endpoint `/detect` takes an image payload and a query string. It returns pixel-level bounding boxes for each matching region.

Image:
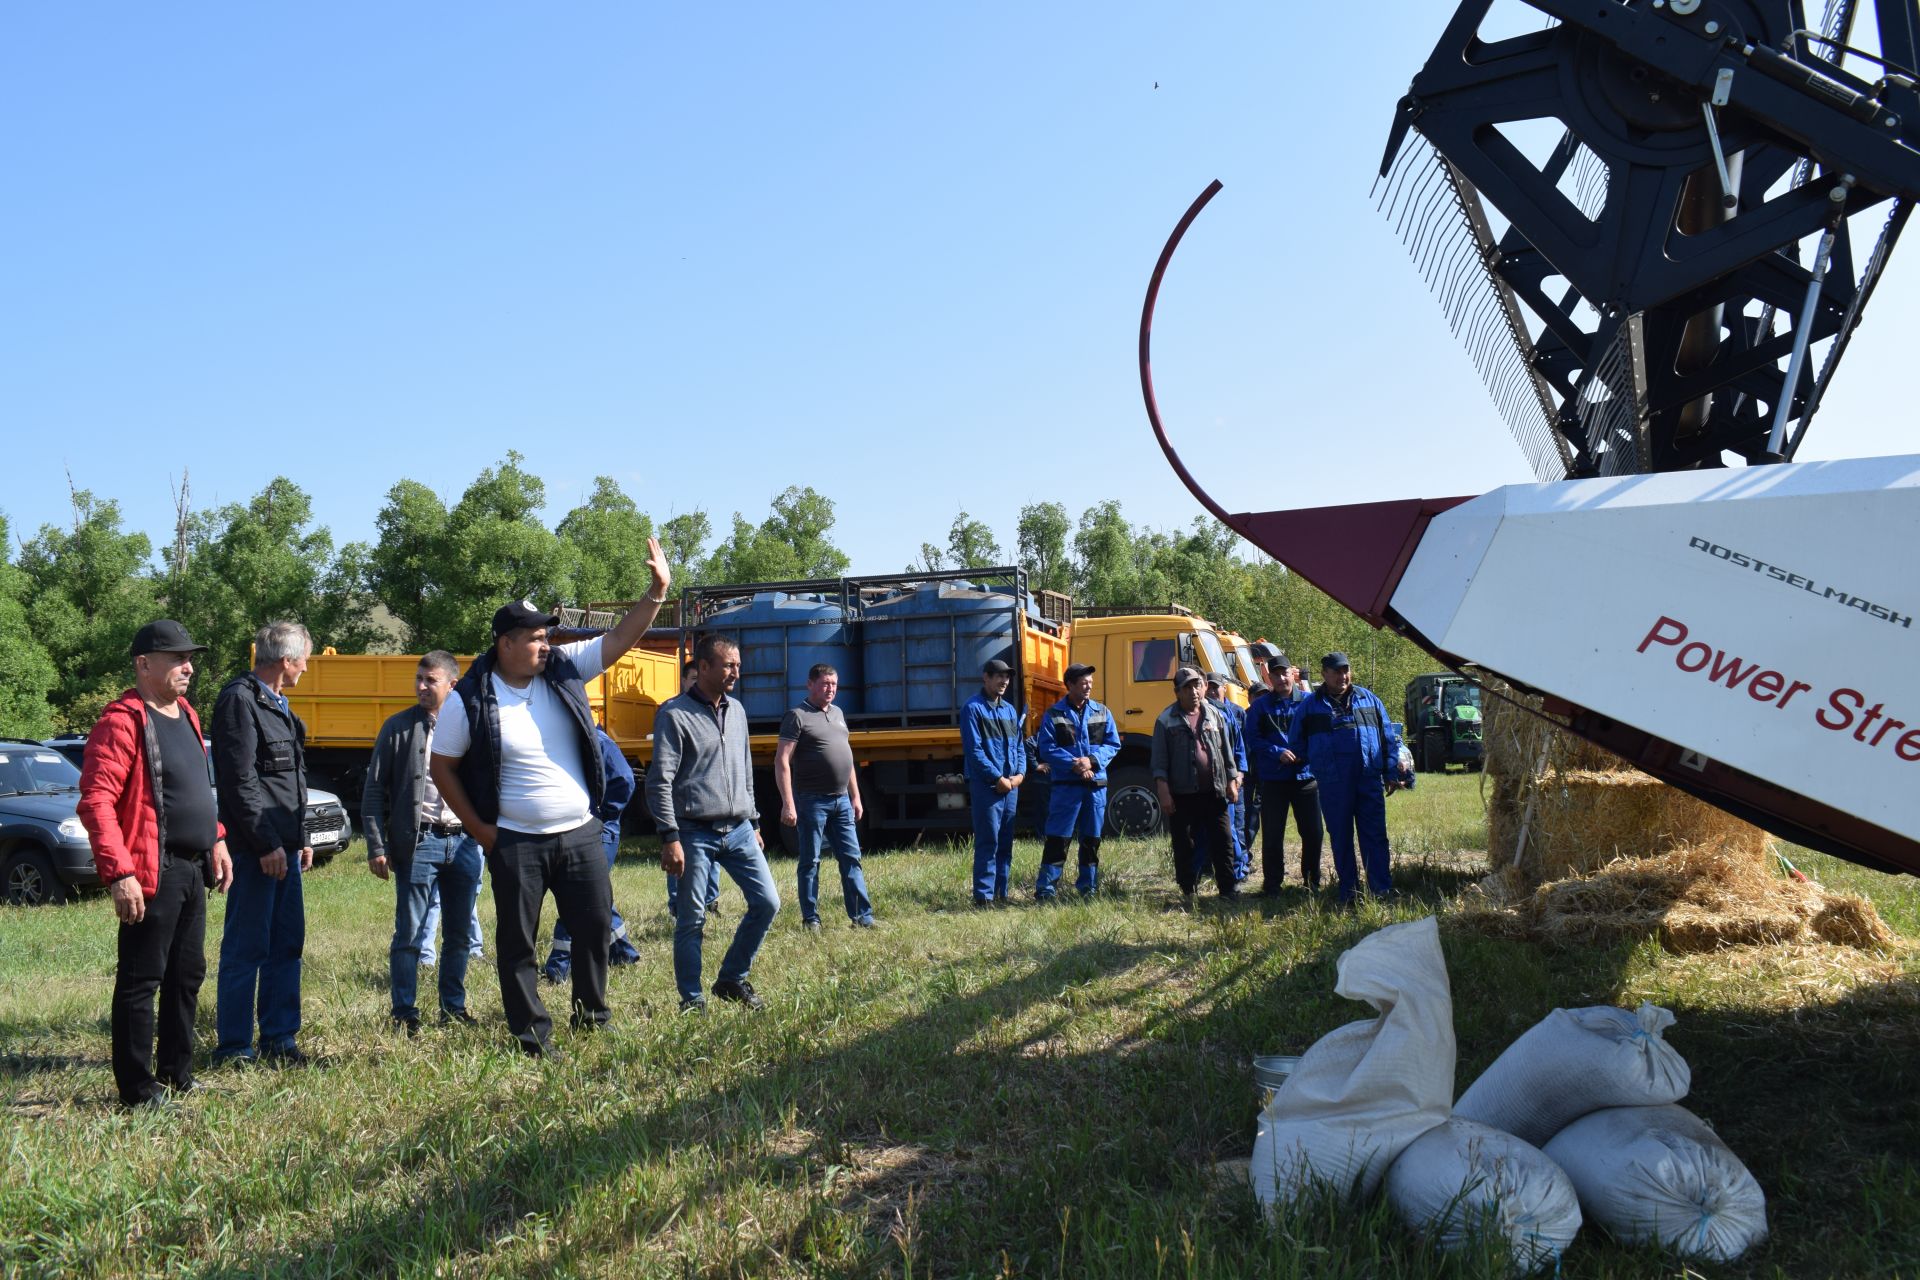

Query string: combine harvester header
[1140,0,1920,876]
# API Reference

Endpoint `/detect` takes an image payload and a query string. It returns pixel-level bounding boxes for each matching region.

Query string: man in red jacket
[77,620,234,1107]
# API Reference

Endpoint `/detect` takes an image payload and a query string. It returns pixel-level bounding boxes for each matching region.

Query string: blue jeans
[390,833,482,1020]
[794,792,872,924]
[665,870,720,916]
[417,887,485,966]
[672,821,780,1005]
[552,823,629,952]
[215,847,305,1058]
[968,778,1018,901]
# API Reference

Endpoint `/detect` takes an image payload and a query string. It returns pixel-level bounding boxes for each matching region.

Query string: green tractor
[1403,674,1484,773]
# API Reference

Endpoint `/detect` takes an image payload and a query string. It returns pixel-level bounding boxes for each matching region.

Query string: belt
[419,821,464,837]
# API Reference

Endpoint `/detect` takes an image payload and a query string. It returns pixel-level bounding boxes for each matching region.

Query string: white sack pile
[1453,1002,1690,1145]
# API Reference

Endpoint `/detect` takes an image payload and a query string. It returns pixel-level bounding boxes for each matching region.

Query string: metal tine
[1382,142,1434,232]
[1404,160,1453,265]
[1437,231,1481,317]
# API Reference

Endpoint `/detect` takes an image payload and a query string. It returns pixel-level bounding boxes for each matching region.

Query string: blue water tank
[701,592,862,721]
[863,582,1037,718]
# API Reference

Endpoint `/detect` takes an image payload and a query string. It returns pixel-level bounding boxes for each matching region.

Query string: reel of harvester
[1377,0,1920,477]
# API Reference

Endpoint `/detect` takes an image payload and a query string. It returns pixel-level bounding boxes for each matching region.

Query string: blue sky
[6,3,1916,573]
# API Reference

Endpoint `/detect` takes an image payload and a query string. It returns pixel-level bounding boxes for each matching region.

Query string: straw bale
[1501,769,1769,884]
[1452,843,1898,957]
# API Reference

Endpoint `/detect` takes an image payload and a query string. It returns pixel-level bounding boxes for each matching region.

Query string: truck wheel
[1422,729,1449,775]
[3,846,69,906]
[1104,766,1165,839]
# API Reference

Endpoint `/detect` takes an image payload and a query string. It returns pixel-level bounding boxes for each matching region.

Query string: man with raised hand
[78,620,234,1106]
[428,538,671,1059]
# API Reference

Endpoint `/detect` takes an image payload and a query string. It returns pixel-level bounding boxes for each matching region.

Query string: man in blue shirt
[961,658,1027,907]
[1035,663,1121,900]
[1244,651,1324,894]
[1284,652,1410,905]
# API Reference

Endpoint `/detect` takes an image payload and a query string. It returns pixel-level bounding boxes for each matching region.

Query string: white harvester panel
[1391,455,1920,847]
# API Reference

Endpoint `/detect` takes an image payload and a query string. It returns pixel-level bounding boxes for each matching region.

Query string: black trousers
[489,820,612,1051]
[1168,792,1236,896]
[111,856,207,1104]
[1259,778,1325,889]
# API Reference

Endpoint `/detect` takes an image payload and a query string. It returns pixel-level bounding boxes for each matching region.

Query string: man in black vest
[428,538,671,1058]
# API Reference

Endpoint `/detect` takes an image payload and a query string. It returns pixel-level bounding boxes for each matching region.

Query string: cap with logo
[131,619,209,657]
[492,599,562,637]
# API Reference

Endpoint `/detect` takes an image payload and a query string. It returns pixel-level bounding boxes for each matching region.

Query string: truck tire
[1104,766,1165,839]
[3,846,69,906]
[1422,729,1449,775]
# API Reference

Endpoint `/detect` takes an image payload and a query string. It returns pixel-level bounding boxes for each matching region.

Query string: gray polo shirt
[779,699,854,796]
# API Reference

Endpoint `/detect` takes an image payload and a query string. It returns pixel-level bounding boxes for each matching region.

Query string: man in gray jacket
[1150,666,1243,906]
[646,633,781,1013]
[362,651,482,1035]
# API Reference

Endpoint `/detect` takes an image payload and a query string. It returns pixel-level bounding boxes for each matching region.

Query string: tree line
[0,455,1437,735]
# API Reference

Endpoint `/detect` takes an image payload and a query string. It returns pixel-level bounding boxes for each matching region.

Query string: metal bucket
[1253,1055,1301,1109]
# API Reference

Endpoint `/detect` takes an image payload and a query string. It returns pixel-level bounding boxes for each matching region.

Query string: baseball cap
[492,599,562,637]
[1064,662,1096,682]
[1205,670,1229,688]
[983,658,1013,675]
[1322,651,1352,670]
[131,619,208,657]
[1173,665,1205,688]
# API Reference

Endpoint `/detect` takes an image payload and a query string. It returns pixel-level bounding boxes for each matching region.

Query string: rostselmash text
[1688,537,1911,629]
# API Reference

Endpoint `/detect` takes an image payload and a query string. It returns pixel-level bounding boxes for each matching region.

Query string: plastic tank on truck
[699,591,863,725]
[863,580,1056,722]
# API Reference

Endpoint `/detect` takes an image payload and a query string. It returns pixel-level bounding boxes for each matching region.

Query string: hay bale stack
[1466,845,1897,956]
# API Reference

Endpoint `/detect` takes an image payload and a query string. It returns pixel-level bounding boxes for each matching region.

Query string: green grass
[2,774,1917,1278]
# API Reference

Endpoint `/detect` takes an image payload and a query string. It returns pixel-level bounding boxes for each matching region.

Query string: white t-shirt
[431,638,607,835]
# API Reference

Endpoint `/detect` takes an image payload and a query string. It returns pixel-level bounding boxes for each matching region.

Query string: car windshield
[1442,683,1482,714]
[1194,631,1231,680]
[1231,643,1261,686]
[0,748,83,796]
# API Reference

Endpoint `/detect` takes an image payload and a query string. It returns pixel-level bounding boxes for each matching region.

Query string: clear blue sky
[6,3,1916,573]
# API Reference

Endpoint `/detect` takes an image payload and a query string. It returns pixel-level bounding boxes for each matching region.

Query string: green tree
[165,477,379,704]
[18,488,163,730]
[0,513,58,738]
[368,479,449,648]
[1016,501,1071,594]
[707,487,849,584]
[658,510,713,587]
[425,453,578,648]
[556,476,655,606]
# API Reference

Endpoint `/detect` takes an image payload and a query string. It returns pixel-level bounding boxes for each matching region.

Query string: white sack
[1543,1104,1767,1262]
[1252,916,1454,1209]
[1383,1117,1582,1274]
[1454,1003,1689,1145]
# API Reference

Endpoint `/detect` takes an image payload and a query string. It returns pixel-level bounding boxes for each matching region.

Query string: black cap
[1322,651,1352,670]
[1064,662,1096,683]
[1205,670,1229,688]
[131,619,208,658]
[492,598,562,637]
[1261,648,1290,670]
[982,658,1013,675]
[1249,681,1269,697]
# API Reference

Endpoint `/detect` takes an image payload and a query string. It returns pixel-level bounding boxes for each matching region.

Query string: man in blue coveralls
[1244,651,1324,894]
[541,728,642,983]
[961,658,1027,908]
[1284,652,1410,905]
[1035,662,1120,900]
[1202,672,1252,885]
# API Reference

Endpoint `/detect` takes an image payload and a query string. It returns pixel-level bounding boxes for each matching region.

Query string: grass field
[2,774,1917,1278]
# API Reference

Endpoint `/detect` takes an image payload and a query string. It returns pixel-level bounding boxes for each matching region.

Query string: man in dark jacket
[78,620,234,1106]
[1244,651,1324,893]
[1034,663,1121,900]
[1150,666,1243,906]
[429,537,670,1058]
[541,728,643,983]
[212,620,314,1066]
[362,650,483,1034]
[1285,652,1410,905]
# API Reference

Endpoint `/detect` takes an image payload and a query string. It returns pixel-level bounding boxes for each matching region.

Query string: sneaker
[213,1052,257,1071]
[802,919,823,933]
[391,1015,420,1038]
[851,916,876,929]
[712,978,766,1010]
[440,1008,479,1027]
[520,1040,566,1063]
[971,898,993,910]
[260,1045,310,1069]
[679,997,707,1015]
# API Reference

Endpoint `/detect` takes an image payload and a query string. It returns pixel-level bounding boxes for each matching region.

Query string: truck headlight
[59,817,88,841]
